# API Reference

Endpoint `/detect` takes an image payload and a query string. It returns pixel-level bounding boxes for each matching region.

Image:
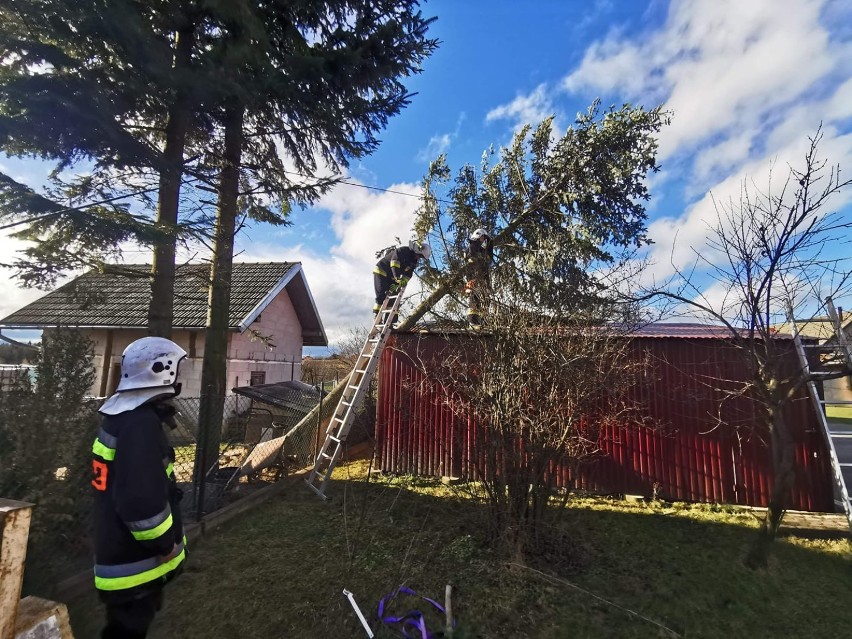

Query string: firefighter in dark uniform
[92,336,188,638]
[464,228,493,329]
[372,240,432,315]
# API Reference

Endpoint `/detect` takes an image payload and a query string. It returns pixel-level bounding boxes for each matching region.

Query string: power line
[278,168,454,205]
[1,168,453,235]
[0,177,202,232]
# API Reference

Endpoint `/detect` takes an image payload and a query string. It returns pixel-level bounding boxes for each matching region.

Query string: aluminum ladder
[305,283,407,498]
[789,297,852,534]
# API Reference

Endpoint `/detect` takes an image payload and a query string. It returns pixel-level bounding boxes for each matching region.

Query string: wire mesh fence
[170,388,327,518]
[3,387,328,599]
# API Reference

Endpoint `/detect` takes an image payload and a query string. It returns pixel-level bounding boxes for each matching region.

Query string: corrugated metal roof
[627,322,758,339]
[0,262,297,329]
[406,322,789,340]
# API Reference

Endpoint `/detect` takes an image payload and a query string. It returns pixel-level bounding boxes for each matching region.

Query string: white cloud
[237,178,423,348]
[563,0,846,163]
[485,84,557,132]
[416,112,467,163]
[560,0,852,315]
[644,123,852,284]
[691,133,753,187]
[417,133,451,162]
[0,232,54,321]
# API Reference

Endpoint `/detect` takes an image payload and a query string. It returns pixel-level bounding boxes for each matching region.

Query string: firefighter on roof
[92,336,187,639]
[373,240,432,315]
[465,228,493,329]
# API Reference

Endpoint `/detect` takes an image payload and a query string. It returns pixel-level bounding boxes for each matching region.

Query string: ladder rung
[355,368,367,374]
[348,384,360,390]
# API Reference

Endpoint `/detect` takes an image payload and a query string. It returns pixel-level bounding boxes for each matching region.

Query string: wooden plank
[0,499,33,639]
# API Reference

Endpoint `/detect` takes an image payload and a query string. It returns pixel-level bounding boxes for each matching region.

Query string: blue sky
[2,0,852,351]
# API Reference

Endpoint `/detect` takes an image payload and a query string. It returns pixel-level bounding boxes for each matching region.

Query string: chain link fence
[170,387,327,518]
[3,386,327,598]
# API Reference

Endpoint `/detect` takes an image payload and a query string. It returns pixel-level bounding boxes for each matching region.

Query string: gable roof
[0,262,327,346]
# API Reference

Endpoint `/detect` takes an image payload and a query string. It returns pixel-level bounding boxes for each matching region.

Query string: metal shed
[376,326,835,512]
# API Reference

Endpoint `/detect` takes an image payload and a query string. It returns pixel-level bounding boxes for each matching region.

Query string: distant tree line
[0,342,35,364]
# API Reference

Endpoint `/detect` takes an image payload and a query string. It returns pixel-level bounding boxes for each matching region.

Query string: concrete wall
[76,287,304,398]
[823,376,852,405]
[225,289,303,390]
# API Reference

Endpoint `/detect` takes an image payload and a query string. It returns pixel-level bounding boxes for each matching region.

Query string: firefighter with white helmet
[92,336,187,638]
[372,240,431,315]
[465,228,493,329]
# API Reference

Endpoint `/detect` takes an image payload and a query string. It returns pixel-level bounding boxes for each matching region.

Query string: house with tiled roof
[0,262,327,398]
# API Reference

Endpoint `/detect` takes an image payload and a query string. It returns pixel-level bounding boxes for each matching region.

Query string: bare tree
[411,221,652,556]
[647,128,852,566]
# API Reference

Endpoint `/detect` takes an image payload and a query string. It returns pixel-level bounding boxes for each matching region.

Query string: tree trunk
[148,24,195,338]
[746,408,795,568]
[193,102,244,492]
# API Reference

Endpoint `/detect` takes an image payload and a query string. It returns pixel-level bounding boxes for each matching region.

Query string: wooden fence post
[0,499,33,639]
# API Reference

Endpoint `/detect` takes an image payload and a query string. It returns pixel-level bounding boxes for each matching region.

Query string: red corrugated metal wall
[376,333,835,512]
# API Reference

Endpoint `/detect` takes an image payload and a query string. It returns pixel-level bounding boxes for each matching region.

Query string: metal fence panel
[377,334,836,512]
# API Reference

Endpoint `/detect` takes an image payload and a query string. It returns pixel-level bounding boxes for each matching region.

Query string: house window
[250,371,266,386]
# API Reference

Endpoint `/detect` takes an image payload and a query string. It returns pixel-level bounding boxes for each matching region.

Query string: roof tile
[0,263,296,329]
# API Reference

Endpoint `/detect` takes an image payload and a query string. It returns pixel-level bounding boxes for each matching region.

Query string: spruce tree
[192,0,437,483]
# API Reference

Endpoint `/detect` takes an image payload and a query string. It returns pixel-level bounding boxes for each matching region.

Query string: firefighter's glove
[396,277,410,288]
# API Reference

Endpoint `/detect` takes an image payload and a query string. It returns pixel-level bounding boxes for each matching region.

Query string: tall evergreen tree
[192,0,437,482]
[0,0,212,336]
[400,103,669,329]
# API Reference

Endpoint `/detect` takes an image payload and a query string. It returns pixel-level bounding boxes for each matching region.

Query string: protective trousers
[101,589,163,639]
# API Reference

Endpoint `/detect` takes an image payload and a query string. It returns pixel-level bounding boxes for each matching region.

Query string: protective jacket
[373,245,421,314]
[91,401,186,602]
[464,237,493,326]
[373,245,420,283]
[465,236,493,279]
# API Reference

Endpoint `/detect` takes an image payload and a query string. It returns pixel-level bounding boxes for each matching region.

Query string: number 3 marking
[92,460,109,491]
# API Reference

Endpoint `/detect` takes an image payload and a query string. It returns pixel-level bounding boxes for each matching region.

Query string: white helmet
[115,336,187,392]
[469,228,489,242]
[409,240,432,260]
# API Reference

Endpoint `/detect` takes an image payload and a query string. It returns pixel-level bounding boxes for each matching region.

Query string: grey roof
[627,323,795,340]
[0,262,327,346]
[629,323,742,339]
[407,321,794,340]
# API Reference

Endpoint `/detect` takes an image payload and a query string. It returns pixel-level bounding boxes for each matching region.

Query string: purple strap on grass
[377,586,456,639]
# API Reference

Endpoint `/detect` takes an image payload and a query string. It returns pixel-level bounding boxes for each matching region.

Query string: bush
[0,328,100,593]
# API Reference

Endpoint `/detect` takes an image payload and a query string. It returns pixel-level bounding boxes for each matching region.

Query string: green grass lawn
[67,460,852,638]
[826,404,852,424]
